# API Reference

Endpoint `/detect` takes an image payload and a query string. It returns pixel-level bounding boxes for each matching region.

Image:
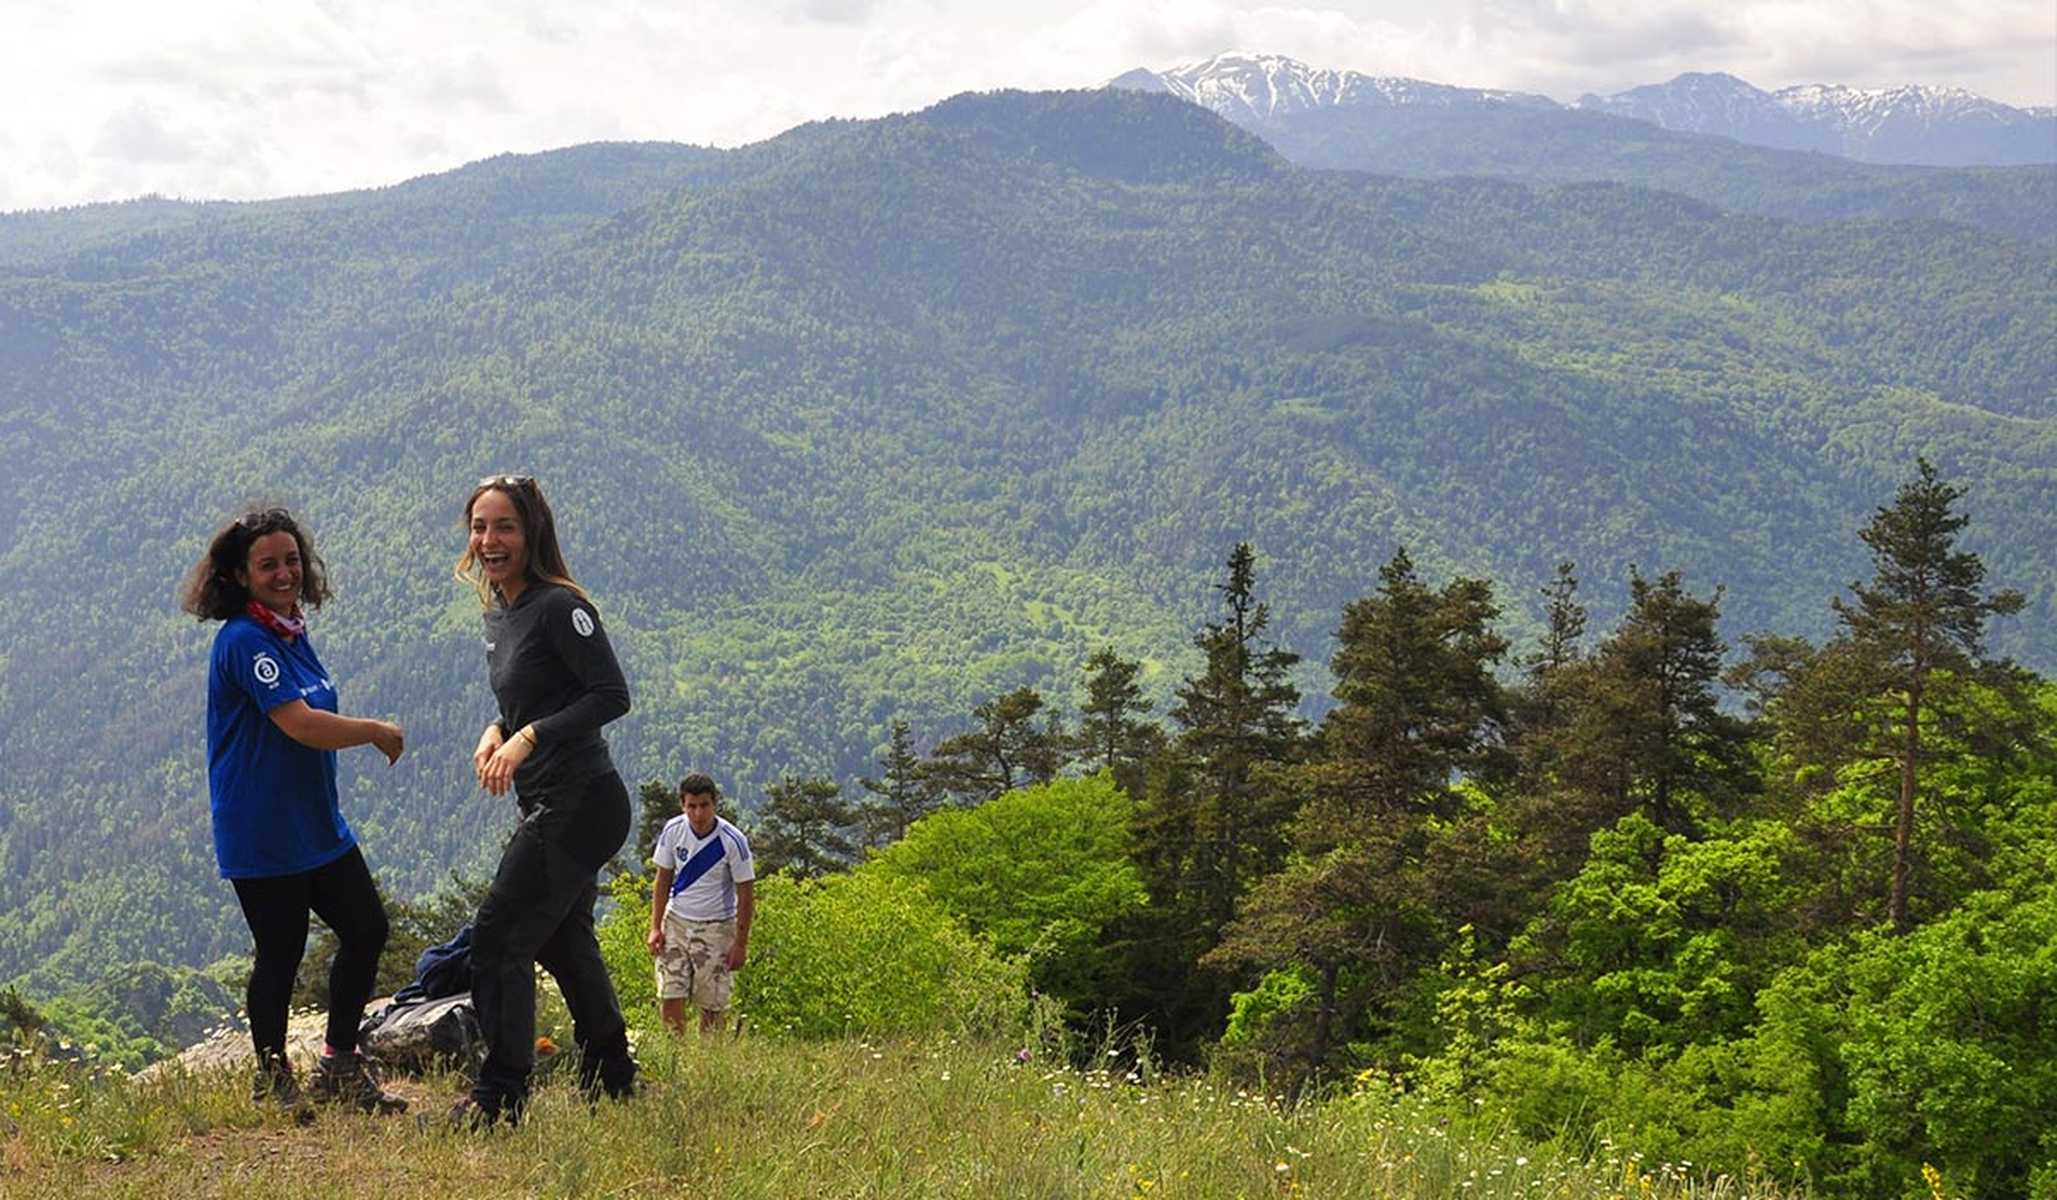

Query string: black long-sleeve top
[484,582,631,801]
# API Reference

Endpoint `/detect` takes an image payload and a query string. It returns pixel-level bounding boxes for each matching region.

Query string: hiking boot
[310,1050,409,1115]
[251,1051,315,1124]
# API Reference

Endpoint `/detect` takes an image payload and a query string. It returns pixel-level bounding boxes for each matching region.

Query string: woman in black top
[454,474,637,1125]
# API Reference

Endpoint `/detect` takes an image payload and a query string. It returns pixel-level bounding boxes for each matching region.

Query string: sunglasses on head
[478,474,536,490]
[236,507,293,531]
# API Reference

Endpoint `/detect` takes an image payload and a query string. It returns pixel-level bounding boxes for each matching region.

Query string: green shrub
[1220,966,1316,1052]
[868,772,1145,1012]
[1738,880,2057,1199]
[599,866,1026,1040]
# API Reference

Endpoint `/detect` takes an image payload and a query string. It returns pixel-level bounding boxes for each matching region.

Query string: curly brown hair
[179,508,332,620]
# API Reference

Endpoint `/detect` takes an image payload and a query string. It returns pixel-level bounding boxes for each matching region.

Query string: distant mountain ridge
[1577,72,2057,166]
[1107,54,2055,242]
[1106,53,1554,123]
[1113,52,2056,168]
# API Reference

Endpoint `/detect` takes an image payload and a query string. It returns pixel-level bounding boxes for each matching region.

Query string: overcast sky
[5,0,2052,211]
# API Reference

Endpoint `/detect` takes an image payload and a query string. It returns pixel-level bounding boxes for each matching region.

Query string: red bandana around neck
[245,599,306,642]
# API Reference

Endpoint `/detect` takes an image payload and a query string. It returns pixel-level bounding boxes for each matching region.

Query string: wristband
[518,726,539,748]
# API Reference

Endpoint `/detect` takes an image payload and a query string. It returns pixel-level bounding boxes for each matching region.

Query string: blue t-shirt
[205,615,355,879]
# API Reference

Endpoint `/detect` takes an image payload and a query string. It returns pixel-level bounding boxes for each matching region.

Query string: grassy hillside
[0,1033,1803,1199]
[0,89,2050,987]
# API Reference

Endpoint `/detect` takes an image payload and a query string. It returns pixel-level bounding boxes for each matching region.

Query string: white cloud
[415,53,514,112]
[1,0,2049,210]
[91,103,197,165]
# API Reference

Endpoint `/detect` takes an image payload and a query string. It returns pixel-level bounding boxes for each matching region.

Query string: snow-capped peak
[1576,73,2055,164]
[1110,52,1559,124]
[1106,54,2055,167]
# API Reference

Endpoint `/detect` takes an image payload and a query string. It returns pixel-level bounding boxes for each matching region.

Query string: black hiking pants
[470,770,633,1111]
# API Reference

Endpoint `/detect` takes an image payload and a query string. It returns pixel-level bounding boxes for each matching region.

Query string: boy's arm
[647,866,674,955]
[725,881,753,971]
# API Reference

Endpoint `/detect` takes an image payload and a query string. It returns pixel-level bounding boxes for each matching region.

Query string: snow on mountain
[1577,73,2056,165]
[1110,51,1558,127]
[1112,54,2054,167]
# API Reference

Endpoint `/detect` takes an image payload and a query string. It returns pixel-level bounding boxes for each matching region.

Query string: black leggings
[231,845,389,1059]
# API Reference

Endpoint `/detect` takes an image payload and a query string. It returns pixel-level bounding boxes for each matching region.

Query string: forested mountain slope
[1268,104,2057,241]
[1,89,2050,986]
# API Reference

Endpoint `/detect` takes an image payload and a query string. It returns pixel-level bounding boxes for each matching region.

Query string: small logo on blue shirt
[253,653,281,687]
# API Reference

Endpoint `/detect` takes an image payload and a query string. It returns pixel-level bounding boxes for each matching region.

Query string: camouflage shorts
[655,915,735,1010]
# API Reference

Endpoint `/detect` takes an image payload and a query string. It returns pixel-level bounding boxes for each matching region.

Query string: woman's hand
[369,720,405,766]
[472,724,505,784]
[479,727,534,796]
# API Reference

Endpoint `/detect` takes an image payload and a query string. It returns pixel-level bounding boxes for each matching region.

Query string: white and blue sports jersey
[653,814,755,922]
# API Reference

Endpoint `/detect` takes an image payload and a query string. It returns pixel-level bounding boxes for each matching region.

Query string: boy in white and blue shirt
[647,773,755,1037]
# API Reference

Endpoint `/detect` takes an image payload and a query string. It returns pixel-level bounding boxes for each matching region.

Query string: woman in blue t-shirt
[180,507,407,1116]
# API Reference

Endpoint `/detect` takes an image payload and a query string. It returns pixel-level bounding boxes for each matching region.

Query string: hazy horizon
[4,0,2052,213]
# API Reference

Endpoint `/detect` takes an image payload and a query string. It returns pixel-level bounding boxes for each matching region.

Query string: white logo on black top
[571,609,595,638]
[253,653,281,687]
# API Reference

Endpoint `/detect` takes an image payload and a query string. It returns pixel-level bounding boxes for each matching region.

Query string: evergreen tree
[1154,542,1304,927]
[1832,459,2025,934]
[922,687,1067,806]
[1031,709,1070,786]
[752,775,860,880]
[1506,560,1591,876]
[634,779,679,867]
[1210,548,1507,1076]
[1074,646,1165,797]
[1526,560,1587,687]
[1112,544,1304,1059]
[1551,567,1751,836]
[855,719,938,849]
[1315,549,1509,810]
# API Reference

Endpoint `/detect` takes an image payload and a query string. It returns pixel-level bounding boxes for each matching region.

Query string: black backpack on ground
[360,992,485,1078]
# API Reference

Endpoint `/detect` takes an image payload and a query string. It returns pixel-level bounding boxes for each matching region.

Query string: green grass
[1,1035,1804,1198]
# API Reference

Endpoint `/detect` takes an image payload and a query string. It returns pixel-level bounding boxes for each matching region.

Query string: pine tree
[1110,544,1304,1059]
[1030,709,1070,785]
[1527,560,1587,685]
[1157,542,1304,928]
[1210,548,1507,1076]
[1551,567,1751,836]
[1074,646,1165,797]
[1506,561,1590,875]
[633,779,679,867]
[751,775,860,880]
[855,719,938,849]
[1833,459,2025,934]
[922,686,1068,806]
[1315,549,1509,817]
